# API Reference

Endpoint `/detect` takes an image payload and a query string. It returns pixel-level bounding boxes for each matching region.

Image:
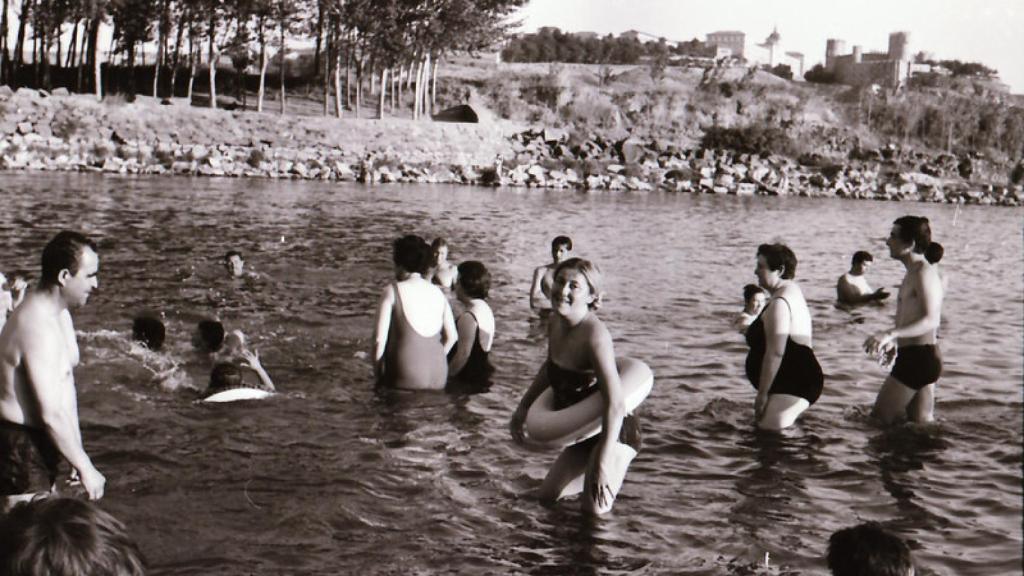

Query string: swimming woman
[745,243,824,430]
[373,235,457,390]
[447,261,495,383]
[511,258,640,514]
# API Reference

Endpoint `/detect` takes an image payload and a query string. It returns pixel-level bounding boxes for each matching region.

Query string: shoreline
[1,88,1019,206]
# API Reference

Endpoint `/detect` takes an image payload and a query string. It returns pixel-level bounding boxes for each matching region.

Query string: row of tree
[500,27,716,65]
[0,0,525,118]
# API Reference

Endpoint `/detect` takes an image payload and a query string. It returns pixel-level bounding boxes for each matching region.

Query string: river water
[0,172,1020,576]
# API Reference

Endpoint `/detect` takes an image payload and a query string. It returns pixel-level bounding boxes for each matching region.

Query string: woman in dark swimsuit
[447,261,495,384]
[746,243,824,430]
[510,258,640,515]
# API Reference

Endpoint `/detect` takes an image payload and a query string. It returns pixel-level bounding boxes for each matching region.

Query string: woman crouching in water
[510,258,641,514]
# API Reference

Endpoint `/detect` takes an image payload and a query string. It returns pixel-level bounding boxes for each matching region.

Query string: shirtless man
[0,231,105,511]
[864,216,945,424]
[529,235,572,313]
[837,251,889,305]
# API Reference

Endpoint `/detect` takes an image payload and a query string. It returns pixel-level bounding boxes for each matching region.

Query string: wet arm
[529,268,548,311]
[448,313,476,377]
[441,300,458,356]
[591,328,625,462]
[372,286,395,378]
[757,300,790,400]
[22,325,98,481]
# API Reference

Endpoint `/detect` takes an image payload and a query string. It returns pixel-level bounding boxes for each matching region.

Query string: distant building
[824,31,917,88]
[620,30,642,41]
[706,31,745,59]
[572,31,600,40]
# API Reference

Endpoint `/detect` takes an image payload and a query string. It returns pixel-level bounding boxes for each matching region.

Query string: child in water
[734,283,767,334]
[510,258,640,515]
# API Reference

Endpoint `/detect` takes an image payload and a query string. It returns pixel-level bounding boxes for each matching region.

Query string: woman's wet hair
[393,235,432,275]
[554,257,604,310]
[757,243,797,280]
[209,362,243,391]
[742,284,763,303]
[457,261,490,299]
[0,497,146,576]
[893,216,943,264]
[40,231,97,288]
[197,319,226,352]
[131,315,166,351]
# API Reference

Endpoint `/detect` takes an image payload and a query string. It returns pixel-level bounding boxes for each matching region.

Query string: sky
[511,0,1024,94]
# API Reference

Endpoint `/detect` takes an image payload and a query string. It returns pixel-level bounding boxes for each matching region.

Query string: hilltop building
[824,31,925,88]
[705,31,745,59]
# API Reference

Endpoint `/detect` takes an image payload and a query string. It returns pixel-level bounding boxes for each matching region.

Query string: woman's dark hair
[457,261,490,299]
[132,315,166,351]
[925,242,944,264]
[393,235,432,275]
[757,243,797,279]
[742,284,763,303]
[827,522,913,576]
[209,362,243,391]
[197,320,225,352]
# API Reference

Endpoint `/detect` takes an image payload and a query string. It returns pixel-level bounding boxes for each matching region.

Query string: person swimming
[511,258,641,515]
[447,261,495,384]
[202,349,275,400]
[837,251,889,305]
[372,235,457,390]
[529,235,573,314]
[131,314,166,351]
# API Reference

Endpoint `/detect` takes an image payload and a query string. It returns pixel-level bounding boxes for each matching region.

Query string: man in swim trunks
[530,235,572,313]
[865,216,945,424]
[837,251,889,305]
[0,231,106,511]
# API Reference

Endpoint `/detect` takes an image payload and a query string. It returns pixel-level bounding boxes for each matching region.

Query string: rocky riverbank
[1,87,1020,206]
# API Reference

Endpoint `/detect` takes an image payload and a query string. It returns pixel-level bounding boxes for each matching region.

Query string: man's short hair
[197,320,226,352]
[392,235,432,275]
[551,235,573,252]
[41,231,97,288]
[0,497,146,576]
[132,315,166,351]
[827,522,914,576]
[742,284,763,303]
[757,243,798,280]
[852,251,873,266]
[457,261,491,299]
[224,250,243,262]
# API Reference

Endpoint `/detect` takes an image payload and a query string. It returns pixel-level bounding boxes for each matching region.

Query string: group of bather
[0,214,943,575]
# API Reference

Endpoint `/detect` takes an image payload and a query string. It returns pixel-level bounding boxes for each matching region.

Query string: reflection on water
[0,172,1020,576]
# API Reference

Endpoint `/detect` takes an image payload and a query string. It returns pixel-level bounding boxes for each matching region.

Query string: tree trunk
[208,12,217,109]
[431,56,438,111]
[88,17,102,100]
[389,66,395,112]
[354,61,361,118]
[0,0,9,83]
[13,0,29,67]
[321,27,329,116]
[278,16,286,115]
[421,53,430,118]
[186,33,196,102]
[256,19,267,112]
[333,46,342,118]
[66,21,77,67]
[344,34,351,108]
[312,0,323,77]
[377,67,387,119]
[413,57,424,120]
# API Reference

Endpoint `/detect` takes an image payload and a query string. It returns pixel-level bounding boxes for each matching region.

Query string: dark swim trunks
[0,421,62,496]
[891,344,942,391]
